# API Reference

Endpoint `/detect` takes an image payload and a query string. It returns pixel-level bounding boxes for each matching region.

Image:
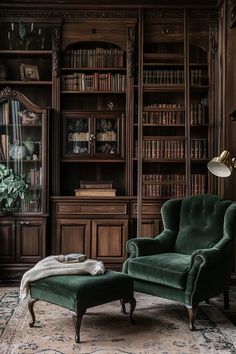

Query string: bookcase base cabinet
[0,218,46,281]
[51,198,129,269]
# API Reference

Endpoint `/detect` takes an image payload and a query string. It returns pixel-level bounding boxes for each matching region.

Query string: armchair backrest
[174,194,232,255]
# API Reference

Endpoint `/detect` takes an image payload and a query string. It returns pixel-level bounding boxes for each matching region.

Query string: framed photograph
[20,63,39,81]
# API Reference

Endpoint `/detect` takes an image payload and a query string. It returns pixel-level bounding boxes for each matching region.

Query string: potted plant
[0,163,28,212]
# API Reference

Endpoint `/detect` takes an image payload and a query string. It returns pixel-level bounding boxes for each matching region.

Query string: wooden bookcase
[0,6,219,275]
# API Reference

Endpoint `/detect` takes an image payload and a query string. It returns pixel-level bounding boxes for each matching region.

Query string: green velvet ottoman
[28,270,136,343]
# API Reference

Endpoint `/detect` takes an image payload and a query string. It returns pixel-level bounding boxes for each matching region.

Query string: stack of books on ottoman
[75,181,116,196]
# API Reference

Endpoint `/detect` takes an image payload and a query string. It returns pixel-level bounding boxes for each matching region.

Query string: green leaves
[0,164,28,211]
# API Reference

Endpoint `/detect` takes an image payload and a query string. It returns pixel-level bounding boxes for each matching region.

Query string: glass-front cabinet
[63,111,122,158]
[0,86,48,213]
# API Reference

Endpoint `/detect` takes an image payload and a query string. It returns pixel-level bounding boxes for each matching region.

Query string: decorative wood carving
[0,86,17,100]
[210,26,217,55]
[0,9,138,19]
[52,26,61,78]
[127,26,135,78]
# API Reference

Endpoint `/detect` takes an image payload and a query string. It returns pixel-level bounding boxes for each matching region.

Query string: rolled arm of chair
[190,237,232,268]
[126,229,175,258]
[185,238,233,305]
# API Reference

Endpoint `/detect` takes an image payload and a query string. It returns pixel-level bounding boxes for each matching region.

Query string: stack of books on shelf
[75,181,116,197]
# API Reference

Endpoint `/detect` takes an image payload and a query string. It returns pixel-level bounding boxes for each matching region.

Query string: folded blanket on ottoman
[20,255,105,300]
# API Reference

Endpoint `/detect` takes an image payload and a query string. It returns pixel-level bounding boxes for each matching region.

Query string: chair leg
[70,309,86,343]
[28,298,39,327]
[186,304,198,331]
[224,289,230,310]
[129,297,136,323]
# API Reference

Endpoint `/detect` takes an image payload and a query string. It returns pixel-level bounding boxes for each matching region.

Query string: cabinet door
[0,220,15,263]
[16,220,45,262]
[56,219,91,256]
[0,88,48,214]
[91,219,128,263]
[141,219,162,238]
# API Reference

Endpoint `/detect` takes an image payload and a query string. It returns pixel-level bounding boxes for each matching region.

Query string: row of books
[135,138,207,159]
[61,72,126,92]
[142,110,185,125]
[0,101,22,125]
[143,69,184,85]
[190,103,208,125]
[75,180,116,196]
[190,139,207,159]
[190,69,208,86]
[143,69,208,86]
[0,102,9,125]
[26,168,42,188]
[142,102,207,125]
[142,173,185,182]
[143,184,186,197]
[0,134,9,160]
[63,48,124,68]
[142,174,206,197]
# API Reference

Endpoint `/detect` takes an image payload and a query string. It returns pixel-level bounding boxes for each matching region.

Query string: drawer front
[130,202,162,216]
[56,202,128,216]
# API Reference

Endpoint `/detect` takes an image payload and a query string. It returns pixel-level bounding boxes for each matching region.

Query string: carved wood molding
[0,86,17,100]
[52,26,61,78]
[127,26,135,78]
[210,26,218,55]
[145,10,184,19]
[0,9,138,19]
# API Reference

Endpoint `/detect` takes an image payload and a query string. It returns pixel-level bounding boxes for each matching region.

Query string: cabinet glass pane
[95,117,118,155]
[66,117,90,155]
[0,98,43,212]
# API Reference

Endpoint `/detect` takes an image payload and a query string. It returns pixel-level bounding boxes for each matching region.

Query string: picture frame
[20,63,39,81]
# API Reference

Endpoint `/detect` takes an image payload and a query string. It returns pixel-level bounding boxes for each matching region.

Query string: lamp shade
[207,150,233,177]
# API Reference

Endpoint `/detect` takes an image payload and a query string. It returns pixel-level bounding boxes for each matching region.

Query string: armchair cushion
[127,253,191,290]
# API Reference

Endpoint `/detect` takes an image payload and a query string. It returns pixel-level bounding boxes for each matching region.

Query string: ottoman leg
[120,297,136,323]
[120,299,127,314]
[70,309,86,343]
[28,298,39,327]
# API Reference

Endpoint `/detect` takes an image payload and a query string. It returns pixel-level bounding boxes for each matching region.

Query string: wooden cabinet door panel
[16,220,45,263]
[57,219,91,257]
[141,219,163,238]
[0,221,15,263]
[91,219,128,263]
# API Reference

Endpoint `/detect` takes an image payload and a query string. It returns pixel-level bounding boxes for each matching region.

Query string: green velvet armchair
[123,194,236,330]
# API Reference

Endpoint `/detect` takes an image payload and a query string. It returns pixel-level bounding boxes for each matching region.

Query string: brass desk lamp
[207,150,236,177]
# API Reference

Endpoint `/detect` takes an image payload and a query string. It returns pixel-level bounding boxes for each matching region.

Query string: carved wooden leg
[120,299,127,314]
[70,309,86,343]
[28,298,39,327]
[120,297,136,323]
[186,304,198,331]
[129,297,136,324]
[224,289,229,310]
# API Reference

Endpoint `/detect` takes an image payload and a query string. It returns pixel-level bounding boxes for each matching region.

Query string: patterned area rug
[1,288,236,354]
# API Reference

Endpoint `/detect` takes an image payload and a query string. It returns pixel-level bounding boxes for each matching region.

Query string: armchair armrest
[185,237,234,305]
[127,229,176,258]
[190,237,233,268]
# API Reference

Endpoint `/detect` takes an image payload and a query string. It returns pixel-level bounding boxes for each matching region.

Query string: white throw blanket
[20,256,105,300]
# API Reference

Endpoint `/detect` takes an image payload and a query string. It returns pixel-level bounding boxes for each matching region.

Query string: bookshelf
[60,40,127,196]
[133,9,217,237]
